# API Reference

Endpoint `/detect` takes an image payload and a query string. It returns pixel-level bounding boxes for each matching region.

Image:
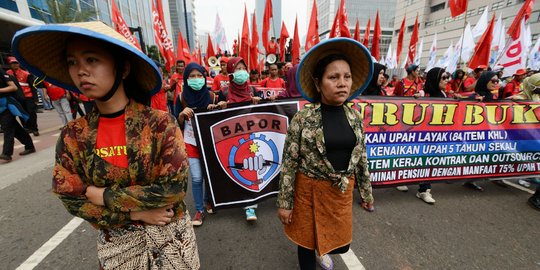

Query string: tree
[34,0,96,23]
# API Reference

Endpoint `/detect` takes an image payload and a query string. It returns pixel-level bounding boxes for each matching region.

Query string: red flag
[305,0,319,52]
[262,0,273,53]
[362,18,371,47]
[206,34,216,63]
[449,0,468,18]
[151,0,175,71]
[507,0,535,40]
[291,16,301,65]
[240,4,250,69]
[396,16,405,65]
[191,49,198,64]
[279,21,289,62]
[176,32,191,62]
[111,0,141,50]
[329,0,351,38]
[468,14,495,69]
[353,19,361,42]
[406,15,419,66]
[371,11,381,61]
[251,12,260,71]
[197,44,202,66]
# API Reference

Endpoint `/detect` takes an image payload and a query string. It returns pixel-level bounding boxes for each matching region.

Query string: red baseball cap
[513,68,527,76]
[7,56,18,64]
[474,65,487,71]
[220,56,229,63]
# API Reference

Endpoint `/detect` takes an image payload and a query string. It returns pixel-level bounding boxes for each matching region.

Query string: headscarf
[475,71,496,101]
[519,73,540,101]
[282,64,301,98]
[181,62,210,109]
[452,69,464,80]
[424,67,446,98]
[226,57,252,103]
[362,63,387,96]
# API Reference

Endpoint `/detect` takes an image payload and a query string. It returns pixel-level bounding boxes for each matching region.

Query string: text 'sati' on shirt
[95,113,128,168]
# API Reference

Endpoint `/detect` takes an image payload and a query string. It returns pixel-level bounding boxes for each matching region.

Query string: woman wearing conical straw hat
[12,21,199,269]
[277,38,375,270]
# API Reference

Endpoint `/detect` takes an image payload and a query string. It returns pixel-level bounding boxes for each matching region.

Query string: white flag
[213,13,229,52]
[472,7,489,39]
[385,43,394,68]
[414,38,424,66]
[528,37,540,70]
[525,24,532,54]
[490,14,506,66]
[426,34,438,71]
[498,19,527,78]
[436,41,454,70]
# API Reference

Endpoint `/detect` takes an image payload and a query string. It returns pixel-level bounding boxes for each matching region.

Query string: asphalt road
[1,111,539,269]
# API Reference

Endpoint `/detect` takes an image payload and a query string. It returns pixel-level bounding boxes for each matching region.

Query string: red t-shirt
[502,80,521,98]
[394,77,422,97]
[151,88,168,112]
[267,41,278,54]
[170,73,183,103]
[261,77,285,88]
[463,77,476,90]
[95,114,128,168]
[212,73,230,91]
[45,82,66,101]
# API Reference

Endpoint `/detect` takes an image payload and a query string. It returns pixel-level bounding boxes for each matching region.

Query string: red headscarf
[226,57,252,103]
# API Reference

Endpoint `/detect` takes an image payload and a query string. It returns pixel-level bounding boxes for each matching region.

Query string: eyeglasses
[441,76,450,81]
[489,79,499,84]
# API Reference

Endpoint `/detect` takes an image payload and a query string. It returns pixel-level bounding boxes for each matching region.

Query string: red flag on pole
[111,0,141,50]
[262,0,273,53]
[176,32,191,62]
[197,44,202,66]
[329,0,351,38]
[251,12,260,71]
[305,0,319,52]
[507,0,535,40]
[353,19,361,42]
[279,21,289,62]
[406,14,419,67]
[151,0,175,71]
[468,14,495,69]
[362,18,371,47]
[206,34,216,60]
[291,16,301,65]
[240,4,250,69]
[449,0,468,18]
[396,16,405,65]
[371,11,381,61]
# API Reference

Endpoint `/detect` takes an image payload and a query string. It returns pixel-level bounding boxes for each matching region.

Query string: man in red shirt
[463,65,487,92]
[261,63,286,88]
[169,60,186,107]
[211,57,230,91]
[45,82,73,125]
[6,56,39,136]
[267,37,278,55]
[393,64,423,97]
[501,68,527,99]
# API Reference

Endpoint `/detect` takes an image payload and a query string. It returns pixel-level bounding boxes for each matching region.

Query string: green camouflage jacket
[277,103,373,210]
[52,101,189,229]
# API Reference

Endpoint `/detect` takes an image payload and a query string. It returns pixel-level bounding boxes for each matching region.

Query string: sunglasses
[441,76,450,81]
[489,79,499,84]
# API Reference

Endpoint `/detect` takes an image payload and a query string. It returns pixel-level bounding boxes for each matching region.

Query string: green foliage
[34,0,97,23]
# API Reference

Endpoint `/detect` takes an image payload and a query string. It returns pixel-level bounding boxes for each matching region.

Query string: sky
[194,0,307,51]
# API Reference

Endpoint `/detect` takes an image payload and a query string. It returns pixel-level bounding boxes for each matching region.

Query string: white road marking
[340,249,366,270]
[502,180,535,194]
[16,217,84,270]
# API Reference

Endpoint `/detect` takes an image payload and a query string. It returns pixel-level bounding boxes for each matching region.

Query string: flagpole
[458,8,468,69]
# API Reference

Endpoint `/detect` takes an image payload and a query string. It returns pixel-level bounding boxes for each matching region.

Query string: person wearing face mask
[221,57,262,105]
[174,63,225,226]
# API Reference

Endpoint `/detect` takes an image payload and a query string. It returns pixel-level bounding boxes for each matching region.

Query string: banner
[193,98,540,207]
[151,0,175,71]
[111,0,141,50]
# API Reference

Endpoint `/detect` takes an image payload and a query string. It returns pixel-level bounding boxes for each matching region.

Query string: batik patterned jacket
[52,101,189,230]
[277,103,373,210]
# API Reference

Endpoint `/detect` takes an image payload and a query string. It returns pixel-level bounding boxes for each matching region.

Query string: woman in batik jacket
[277,38,374,270]
[12,22,199,269]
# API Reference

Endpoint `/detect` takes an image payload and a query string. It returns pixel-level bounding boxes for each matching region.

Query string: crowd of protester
[2,23,539,270]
